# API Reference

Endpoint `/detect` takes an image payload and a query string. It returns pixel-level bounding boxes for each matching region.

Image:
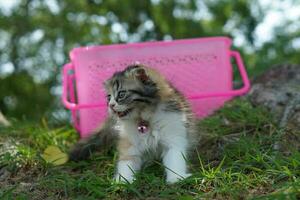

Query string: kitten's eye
[106,94,111,101]
[118,91,126,99]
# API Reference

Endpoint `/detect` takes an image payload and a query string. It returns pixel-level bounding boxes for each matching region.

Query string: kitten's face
[104,65,158,119]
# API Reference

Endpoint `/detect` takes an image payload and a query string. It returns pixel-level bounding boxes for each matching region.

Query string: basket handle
[62,63,107,110]
[62,63,77,109]
[62,63,81,131]
[188,50,251,99]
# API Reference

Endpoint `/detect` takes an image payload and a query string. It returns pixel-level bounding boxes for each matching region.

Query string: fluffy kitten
[69,64,198,183]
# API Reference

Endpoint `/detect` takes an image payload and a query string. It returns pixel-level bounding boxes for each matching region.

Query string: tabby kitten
[69,64,198,183]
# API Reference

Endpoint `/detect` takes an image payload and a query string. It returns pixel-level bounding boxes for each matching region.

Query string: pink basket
[62,37,250,138]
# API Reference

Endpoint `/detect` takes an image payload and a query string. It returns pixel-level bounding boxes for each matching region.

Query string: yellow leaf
[42,146,68,166]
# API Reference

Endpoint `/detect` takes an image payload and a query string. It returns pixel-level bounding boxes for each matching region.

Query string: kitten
[69,64,198,183]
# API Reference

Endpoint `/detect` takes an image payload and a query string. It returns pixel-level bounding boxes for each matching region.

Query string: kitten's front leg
[163,144,191,184]
[115,139,141,183]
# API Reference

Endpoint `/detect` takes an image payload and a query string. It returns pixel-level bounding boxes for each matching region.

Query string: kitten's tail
[68,117,117,161]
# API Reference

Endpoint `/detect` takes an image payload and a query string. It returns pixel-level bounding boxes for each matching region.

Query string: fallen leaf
[41,146,68,166]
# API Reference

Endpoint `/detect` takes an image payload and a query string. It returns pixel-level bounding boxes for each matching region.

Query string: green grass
[0,99,299,200]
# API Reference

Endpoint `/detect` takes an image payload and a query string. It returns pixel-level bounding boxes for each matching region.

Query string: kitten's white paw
[114,173,135,184]
[166,173,192,184]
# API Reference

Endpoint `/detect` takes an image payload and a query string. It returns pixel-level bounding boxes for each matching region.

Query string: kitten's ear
[103,80,110,89]
[103,80,108,87]
[126,64,150,83]
[132,67,149,82]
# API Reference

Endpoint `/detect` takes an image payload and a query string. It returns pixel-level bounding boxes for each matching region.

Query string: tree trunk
[0,111,10,127]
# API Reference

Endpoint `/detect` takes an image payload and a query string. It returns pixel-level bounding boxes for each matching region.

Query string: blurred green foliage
[0,0,299,121]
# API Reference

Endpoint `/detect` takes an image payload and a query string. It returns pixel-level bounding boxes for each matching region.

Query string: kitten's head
[104,64,158,119]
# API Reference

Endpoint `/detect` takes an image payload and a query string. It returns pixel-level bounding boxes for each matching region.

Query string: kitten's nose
[110,104,115,109]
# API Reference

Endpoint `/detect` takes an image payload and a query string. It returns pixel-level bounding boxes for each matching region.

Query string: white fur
[115,104,190,184]
[115,158,142,183]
